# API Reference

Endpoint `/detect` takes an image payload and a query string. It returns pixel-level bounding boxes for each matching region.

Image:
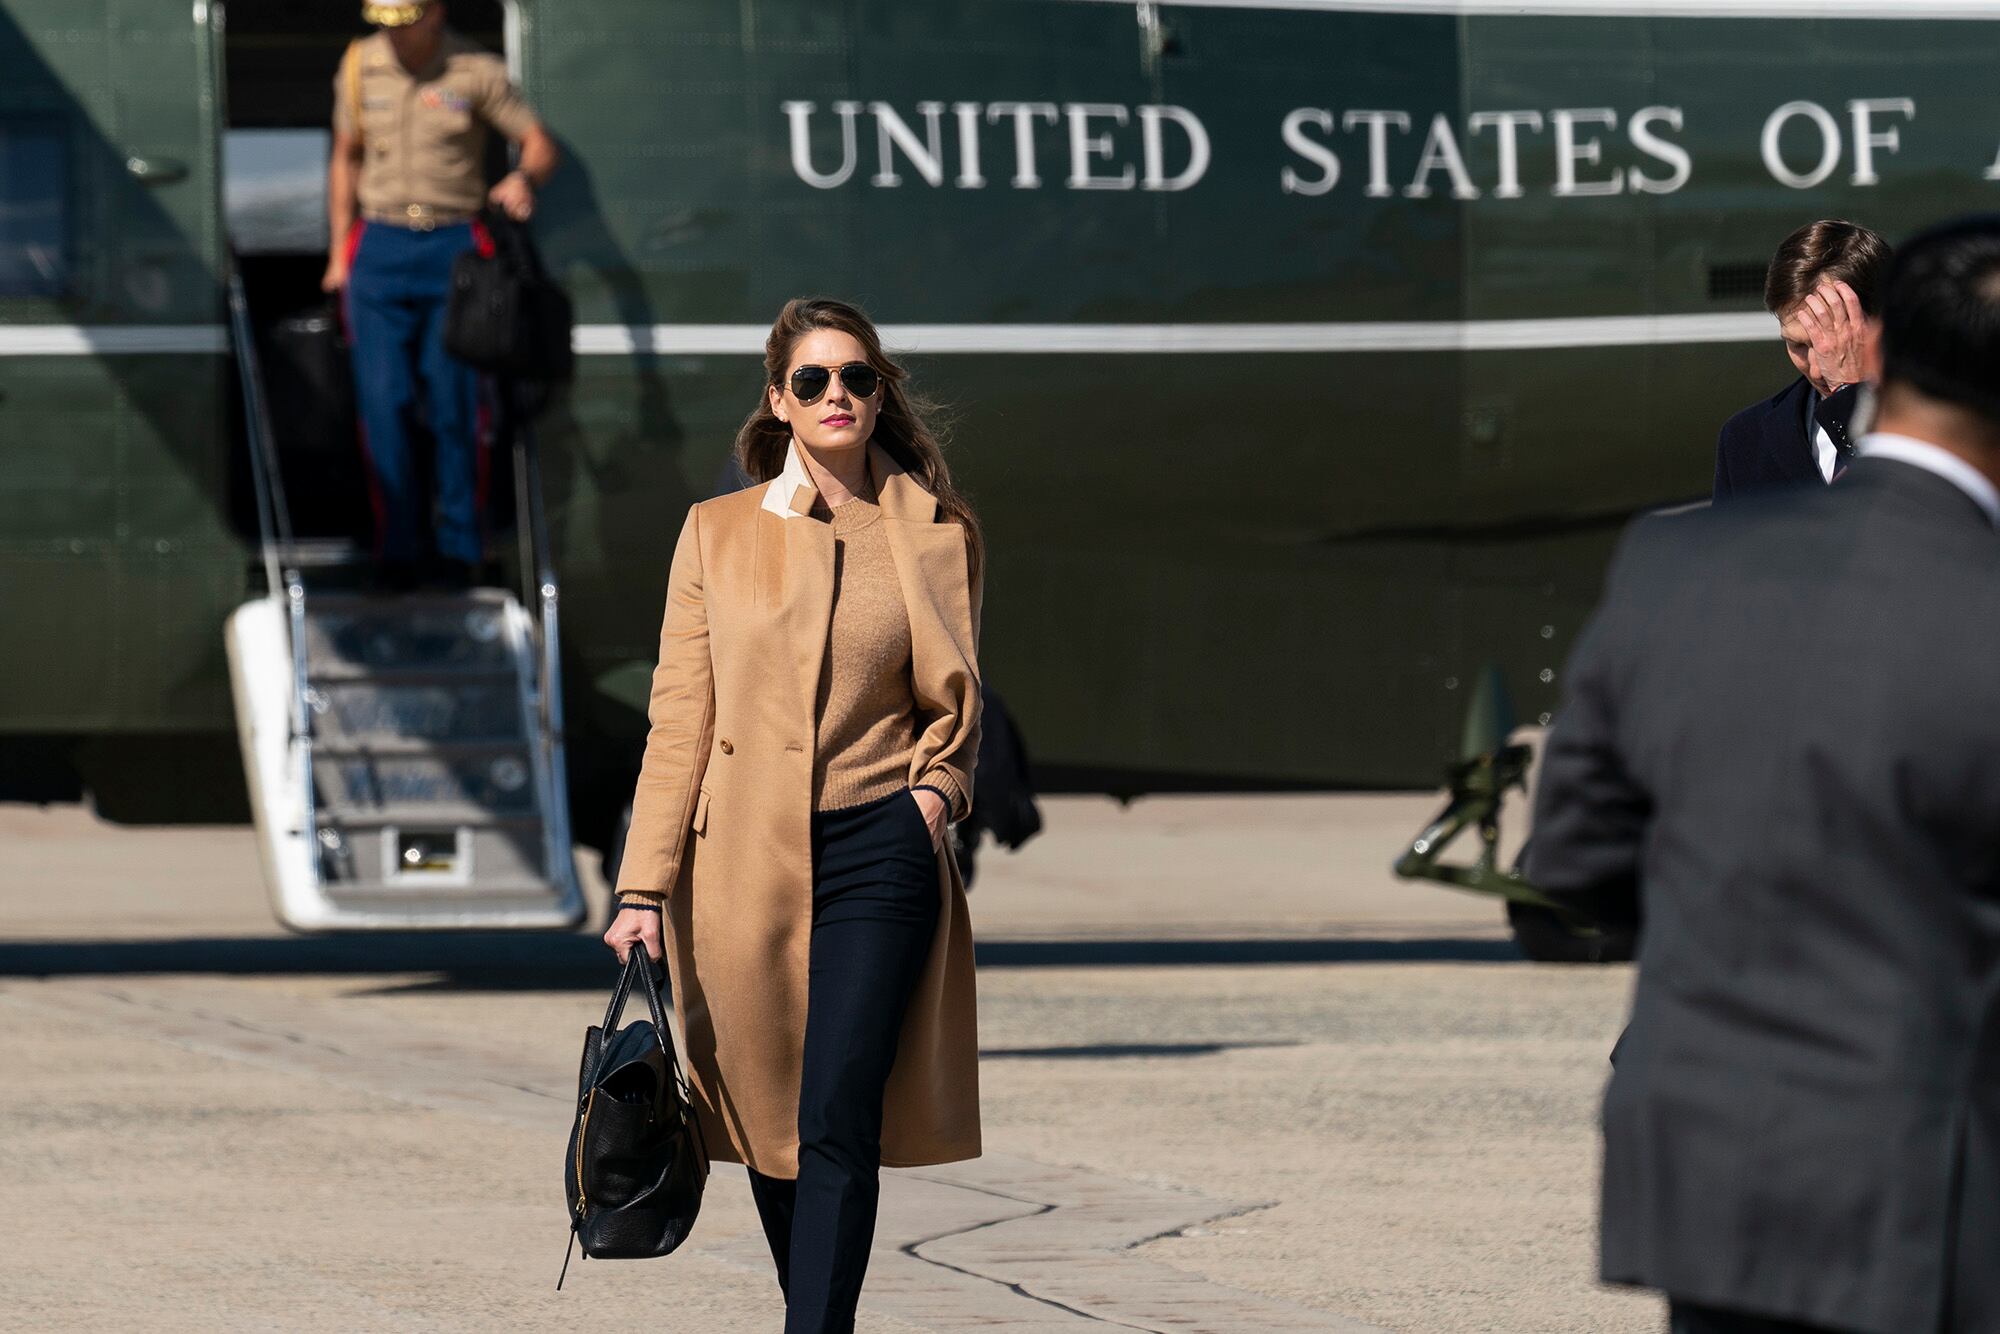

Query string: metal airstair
[221,263,584,930]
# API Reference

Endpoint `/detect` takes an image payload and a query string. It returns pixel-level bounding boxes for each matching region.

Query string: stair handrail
[225,258,321,869]
[224,259,294,600]
[510,406,577,898]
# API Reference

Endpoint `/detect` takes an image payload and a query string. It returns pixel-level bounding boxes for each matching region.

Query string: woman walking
[604,298,984,1332]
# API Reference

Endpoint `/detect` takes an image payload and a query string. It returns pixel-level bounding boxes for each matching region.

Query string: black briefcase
[560,950,707,1287]
[445,210,574,384]
[262,301,357,456]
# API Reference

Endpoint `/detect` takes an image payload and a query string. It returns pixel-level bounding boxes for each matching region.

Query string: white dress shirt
[1856,432,2000,528]
[1808,390,1839,484]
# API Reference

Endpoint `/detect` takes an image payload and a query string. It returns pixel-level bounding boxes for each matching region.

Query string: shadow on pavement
[0,933,1523,988]
[980,1040,1302,1059]
[977,938,1520,967]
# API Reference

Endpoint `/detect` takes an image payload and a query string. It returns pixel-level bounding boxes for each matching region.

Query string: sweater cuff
[918,769,969,824]
[616,891,667,910]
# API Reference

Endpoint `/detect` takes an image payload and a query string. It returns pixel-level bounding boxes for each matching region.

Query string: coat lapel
[780,506,836,724]
[873,442,977,691]
[755,442,835,723]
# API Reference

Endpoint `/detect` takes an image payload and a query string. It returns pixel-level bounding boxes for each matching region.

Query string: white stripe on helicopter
[1081,0,2000,19]
[0,312,1779,357]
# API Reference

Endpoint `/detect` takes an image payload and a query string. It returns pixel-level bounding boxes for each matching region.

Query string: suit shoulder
[1719,377,1807,445]
[1606,497,1785,590]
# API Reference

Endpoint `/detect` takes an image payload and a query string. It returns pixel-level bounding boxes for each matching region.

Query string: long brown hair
[733,298,984,587]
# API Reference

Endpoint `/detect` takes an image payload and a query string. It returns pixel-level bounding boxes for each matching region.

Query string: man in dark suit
[1530,216,2000,1334]
[1714,220,1891,500]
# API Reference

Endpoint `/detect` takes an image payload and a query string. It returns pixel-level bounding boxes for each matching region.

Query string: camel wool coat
[615,439,983,1177]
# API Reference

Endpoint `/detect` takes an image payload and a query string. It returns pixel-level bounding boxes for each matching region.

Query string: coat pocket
[691,787,711,837]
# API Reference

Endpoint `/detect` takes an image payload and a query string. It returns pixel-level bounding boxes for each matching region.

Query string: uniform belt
[362,203,477,232]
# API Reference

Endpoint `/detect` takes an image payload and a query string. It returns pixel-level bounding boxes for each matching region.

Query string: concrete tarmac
[0,795,1660,1332]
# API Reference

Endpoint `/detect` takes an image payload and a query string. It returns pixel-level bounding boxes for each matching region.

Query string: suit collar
[759,439,940,524]
[1843,455,2000,534]
[1853,435,2000,529]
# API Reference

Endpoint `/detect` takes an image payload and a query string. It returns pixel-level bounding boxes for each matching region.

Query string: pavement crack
[894,1173,1173,1331]
[1124,1196,1282,1251]
[900,1196,1163,1331]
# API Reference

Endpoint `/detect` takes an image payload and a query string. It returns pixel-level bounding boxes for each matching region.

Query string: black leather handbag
[445,209,575,384]
[559,950,707,1287]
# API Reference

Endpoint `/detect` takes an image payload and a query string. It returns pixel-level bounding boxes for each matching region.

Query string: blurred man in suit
[1714,220,1891,500]
[1530,216,2000,1334]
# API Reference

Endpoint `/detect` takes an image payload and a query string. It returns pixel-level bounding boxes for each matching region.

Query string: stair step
[272,539,369,568]
[302,594,519,676]
[307,664,520,685]
[308,737,533,758]
[305,588,514,611]
[312,749,539,809]
[321,878,564,901]
[306,678,528,745]
[312,804,545,829]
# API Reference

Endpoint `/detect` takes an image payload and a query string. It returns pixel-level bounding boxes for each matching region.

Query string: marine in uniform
[323,0,560,586]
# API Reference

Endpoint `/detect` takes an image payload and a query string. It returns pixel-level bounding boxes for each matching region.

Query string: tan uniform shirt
[334,30,538,223]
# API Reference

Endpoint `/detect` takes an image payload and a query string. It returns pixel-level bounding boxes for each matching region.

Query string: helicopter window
[0,120,69,298]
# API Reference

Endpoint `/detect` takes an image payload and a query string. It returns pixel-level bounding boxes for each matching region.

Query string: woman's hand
[603,905,664,963]
[912,788,947,849]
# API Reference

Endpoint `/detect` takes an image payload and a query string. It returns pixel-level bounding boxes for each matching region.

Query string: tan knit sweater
[811,487,921,811]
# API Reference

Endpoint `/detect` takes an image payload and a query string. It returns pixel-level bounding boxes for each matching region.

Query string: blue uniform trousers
[746,787,942,1334]
[343,220,484,565]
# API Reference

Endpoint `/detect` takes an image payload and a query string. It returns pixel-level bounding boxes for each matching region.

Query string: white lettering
[869,101,946,188]
[952,102,985,188]
[1762,100,1842,189]
[1280,108,1340,196]
[1139,105,1210,192]
[1553,108,1623,197]
[1468,110,1543,200]
[1628,105,1692,195]
[1341,110,1412,198]
[1848,97,1914,187]
[986,102,1060,189]
[1065,103,1136,190]
[782,100,861,190]
[1404,113,1479,199]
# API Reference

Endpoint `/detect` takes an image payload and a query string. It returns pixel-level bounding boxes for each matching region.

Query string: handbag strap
[589,951,684,1090]
[630,951,692,1091]
[595,946,644,1036]
[632,950,707,1161]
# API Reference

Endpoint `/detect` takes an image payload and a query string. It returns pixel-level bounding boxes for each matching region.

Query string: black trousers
[747,787,940,1334]
[1670,1300,1853,1334]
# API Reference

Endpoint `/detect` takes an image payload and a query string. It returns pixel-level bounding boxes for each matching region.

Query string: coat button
[719,739,734,755]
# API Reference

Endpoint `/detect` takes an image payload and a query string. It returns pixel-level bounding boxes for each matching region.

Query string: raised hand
[1797,279,1873,391]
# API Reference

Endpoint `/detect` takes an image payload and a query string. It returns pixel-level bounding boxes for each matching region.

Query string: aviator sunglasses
[786,361,881,405]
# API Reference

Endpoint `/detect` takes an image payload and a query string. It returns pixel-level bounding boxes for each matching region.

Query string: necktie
[1816,385,1861,481]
